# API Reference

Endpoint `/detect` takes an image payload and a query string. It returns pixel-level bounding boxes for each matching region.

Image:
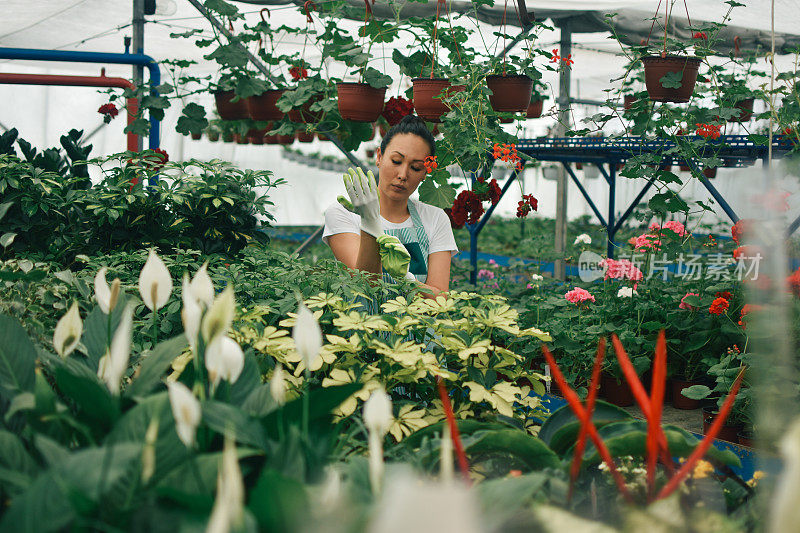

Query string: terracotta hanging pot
[207,131,220,142]
[246,128,267,145]
[499,115,514,124]
[486,74,533,113]
[296,130,315,143]
[277,132,296,145]
[623,94,638,110]
[703,167,717,179]
[264,132,279,144]
[728,97,755,122]
[233,133,249,145]
[641,55,702,103]
[246,89,285,122]
[336,83,386,122]
[526,99,544,119]
[412,78,466,122]
[214,90,249,121]
[190,132,202,140]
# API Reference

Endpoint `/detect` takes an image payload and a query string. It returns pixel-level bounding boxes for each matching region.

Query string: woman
[323,115,457,296]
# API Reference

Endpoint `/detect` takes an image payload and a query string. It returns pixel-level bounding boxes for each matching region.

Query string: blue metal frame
[0,47,161,153]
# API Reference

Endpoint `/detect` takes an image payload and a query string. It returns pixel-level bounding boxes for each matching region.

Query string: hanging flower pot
[623,94,638,110]
[575,163,583,170]
[214,90,249,121]
[247,128,267,145]
[703,167,717,179]
[190,132,202,140]
[336,83,386,122]
[526,99,544,119]
[499,115,514,124]
[233,133,249,145]
[412,78,466,122]
[296,130,315,143]
[277,132,296,145]
[486,74,533,113]
[287,94,323,123]
[207,130,220,142]
[542,166,559,181]
[729,97,755,122]
[246,89,285,122]
[641,55,702,103]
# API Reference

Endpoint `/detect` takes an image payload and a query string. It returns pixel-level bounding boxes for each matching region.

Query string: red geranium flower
[516,193,538,218]
[715,291,733,301]
[381,96,414,126]
[709,297,730,315]
[423,155,437,174]
[98,103,119,123]
[289,66,308,81]
[788,268,800,297]
[696,123,722,139]
[447,190,484,228]
[693,31,708,40]
[731,219,746,245]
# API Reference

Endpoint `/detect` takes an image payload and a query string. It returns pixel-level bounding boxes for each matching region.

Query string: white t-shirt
[322,198,458,256]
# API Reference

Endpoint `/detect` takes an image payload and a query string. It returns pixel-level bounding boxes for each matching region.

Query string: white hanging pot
[542,165,560,181]
[583,164,600,180]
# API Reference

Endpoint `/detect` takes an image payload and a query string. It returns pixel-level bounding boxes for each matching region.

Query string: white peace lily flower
[94,267,121,314]
[574,233,592,245]
[167,381,201,448]
[53,301,82,358]
[270,364,287,405]
[364,387,393,494]
[207,437,245,533]
[98,304,134,395]
[138,249,173,312]
[181,273,202,352]
[617,287,638,298]
[201,285,235,343]
[190,261,215,309]
[205,335,245,387]
[293,303,323,371]
[530,274,544,281]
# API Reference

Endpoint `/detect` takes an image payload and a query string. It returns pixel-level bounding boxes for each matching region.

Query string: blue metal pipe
[0,47,161,150]
[563,163,607,228]
[608,164,616,259]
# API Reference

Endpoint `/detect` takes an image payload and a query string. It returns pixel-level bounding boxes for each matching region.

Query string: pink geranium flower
[565,287,595,304]
[633,233,662,252]
[599,258,643,288]
[679,292,700,310]
[477,269,495,280]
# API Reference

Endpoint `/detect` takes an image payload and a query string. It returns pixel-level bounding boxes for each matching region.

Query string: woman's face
[375,133,431,203]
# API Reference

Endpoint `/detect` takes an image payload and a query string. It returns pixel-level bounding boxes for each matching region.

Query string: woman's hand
[341,167,383,238]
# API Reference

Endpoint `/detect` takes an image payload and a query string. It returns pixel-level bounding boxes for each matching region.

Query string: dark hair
[379,115,435,157]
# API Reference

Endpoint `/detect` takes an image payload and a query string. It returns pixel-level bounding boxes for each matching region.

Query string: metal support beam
[468,165,523,284]
[563,163,606,227]
[293,225,324,256]
[553,20,572,279]
[607,163,616,258]
[132,0,145,151]
[187,0,367,171]
[613,177,656,235]
[698,172,739,223]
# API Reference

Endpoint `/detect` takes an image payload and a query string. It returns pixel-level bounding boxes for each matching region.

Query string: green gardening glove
[376,234,415,281]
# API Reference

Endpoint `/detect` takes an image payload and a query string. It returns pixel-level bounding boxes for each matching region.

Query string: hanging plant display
[486,74,533,113]
[337,83,387,122]
[642,55,702,103]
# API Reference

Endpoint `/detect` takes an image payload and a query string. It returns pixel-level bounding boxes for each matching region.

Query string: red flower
[423,155,437,174]
[731,219,746,245]
[447,190,484,228]
[381,96,414,126]
[715,291,733,301]
[695,123,722,139]
[709,297,730,315]
[693,31,708,40]
[289,66,308,81]
[488,179,502,205]
[738,304,761,328]
[550,49,561,63]
[98,103,119,123]
[562,54,574,66]
[492,142,522,170]
[788,268,800,297]
[516,193,538,218]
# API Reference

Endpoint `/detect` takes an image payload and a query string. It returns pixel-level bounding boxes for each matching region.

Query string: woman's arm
[327,231,382,275]
[422,250,452,297]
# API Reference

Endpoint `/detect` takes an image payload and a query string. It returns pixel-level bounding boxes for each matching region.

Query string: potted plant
[713,60,765,123]
[484,52,542,113]
[526,78,549,119]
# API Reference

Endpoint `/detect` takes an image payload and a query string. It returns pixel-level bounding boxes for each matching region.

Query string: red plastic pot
[214,90,249,121]
[499,115,514,124]
[296,130,315,143]
[486,74,533,113]
[642,55,702,103]
[233,133,249,145]
[264,133,279,144]
[729,97,755,123]
[671,377,704,410]
[337,83,386,122]
[702,406,742,443]
[247,128,267,145]
[190,132,202,140]
[277,132,295,145]
[703,167,717,179]
[246,89,285,122]
[207,131,220,142]
[526,99,544,119]
[623,94,637,110]
[412,78,466,122]
[600,372,634,407]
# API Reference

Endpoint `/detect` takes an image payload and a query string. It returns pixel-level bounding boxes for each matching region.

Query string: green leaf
[125,335,187,400]
[659,71,684,89]
[0,430,38,495]
[581,420,740,468]
[681,384,712,400]
[204,0,239,17]
[205,44,248,69]
[51,356,120,430]
[81,296,129,372]
[203,400,270,450]
[363,67,393,89]
[418,178,456,209]
[262,384,360,439]
[0,201,13,222]
[228,350,261,407]
[247,468,309,532]
[478,473,548,530]
[403,421,512,450]
[0,444,140,533]
[0,232,16,248]
[463,429,560,470]
[0,315,37,399]
[748,134,769,145]
[538,400,632,449]
[176,103,209,136]
[236,77,268,98]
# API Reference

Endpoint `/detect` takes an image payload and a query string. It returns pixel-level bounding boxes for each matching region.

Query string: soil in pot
[600,372,634,407]
[337,83,386,122]
[214,90,249,121]
[641,55,702,103]
[728,97,755,122]
[412,78,466,122]
[246,89,285,122]
[702,406,742,443]
[671,377,704,410]
[526,99,544,119]
[486,74,533,113]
